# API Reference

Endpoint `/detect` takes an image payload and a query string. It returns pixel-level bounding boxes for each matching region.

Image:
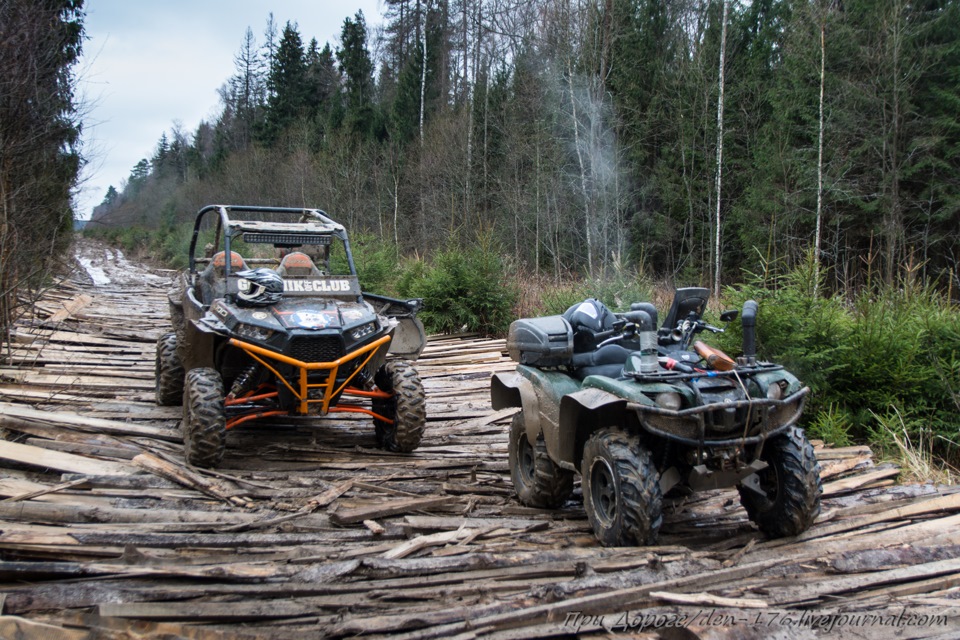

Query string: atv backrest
[660,287,709,332]
[198,251,247,306]
[276,251,323,277]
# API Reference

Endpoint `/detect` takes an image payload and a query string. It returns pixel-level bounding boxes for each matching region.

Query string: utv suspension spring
[228,364,261,398]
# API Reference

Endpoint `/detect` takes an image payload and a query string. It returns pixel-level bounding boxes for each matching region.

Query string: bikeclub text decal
[282,278,356,294]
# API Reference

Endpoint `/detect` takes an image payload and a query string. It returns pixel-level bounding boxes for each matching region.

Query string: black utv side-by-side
[155,205,427,468]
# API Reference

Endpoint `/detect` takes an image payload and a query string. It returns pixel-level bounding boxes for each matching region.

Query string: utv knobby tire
[581,428,663,546]
[738,426,822,538]
[373,361,426,453]
[155,332,185,406]
[508,412,573,509]
[182,367,226,468]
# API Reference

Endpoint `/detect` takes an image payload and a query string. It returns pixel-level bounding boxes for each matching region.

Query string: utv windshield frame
[187,204,359,283]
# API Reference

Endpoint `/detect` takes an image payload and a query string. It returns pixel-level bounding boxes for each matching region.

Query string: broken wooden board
[0,239,958,639]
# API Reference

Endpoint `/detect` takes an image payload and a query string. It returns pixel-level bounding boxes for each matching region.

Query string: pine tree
[260,21,308,144]
[337,11,378,137]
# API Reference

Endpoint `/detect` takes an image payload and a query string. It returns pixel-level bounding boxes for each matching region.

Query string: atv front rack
[225,335,392,428]
[628,386,810,448]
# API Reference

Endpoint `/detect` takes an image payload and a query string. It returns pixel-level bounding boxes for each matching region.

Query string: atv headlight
[766,382,783,400]
[655,392,682,411]
[350,321,378,341]
[236,323,274,342]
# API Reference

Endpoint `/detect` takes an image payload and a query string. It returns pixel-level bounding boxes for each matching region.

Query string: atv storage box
[507,315,573,367]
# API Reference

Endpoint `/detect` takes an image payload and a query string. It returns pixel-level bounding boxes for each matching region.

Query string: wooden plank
[0,440,134,476]
[0,404,181,441]
[330,496,458,525]
[44,294,94,324]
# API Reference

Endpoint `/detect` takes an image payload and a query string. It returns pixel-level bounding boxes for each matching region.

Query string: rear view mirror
[720,309,739,323]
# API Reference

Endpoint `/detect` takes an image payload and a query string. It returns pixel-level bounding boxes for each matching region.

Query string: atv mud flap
[227,334,392,418]
[628,387,810,448]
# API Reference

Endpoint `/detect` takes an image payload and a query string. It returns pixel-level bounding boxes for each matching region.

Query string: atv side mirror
[720,309,739,322]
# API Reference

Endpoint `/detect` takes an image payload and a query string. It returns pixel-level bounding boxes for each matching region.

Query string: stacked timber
[0,243,958,639]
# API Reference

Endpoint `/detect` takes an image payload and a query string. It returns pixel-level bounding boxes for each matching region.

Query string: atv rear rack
[226,335,392,425]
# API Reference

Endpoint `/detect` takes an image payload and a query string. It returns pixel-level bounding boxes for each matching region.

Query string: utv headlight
[655,392,682,411]
[350,321,378,341]
[766,382,783,400]
[236,323,274,342]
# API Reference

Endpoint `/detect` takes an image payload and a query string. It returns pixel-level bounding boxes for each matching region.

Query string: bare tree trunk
[713,0,728,300]
[568,58,593,277]
[420,0,429,147]
[814,22,826,297]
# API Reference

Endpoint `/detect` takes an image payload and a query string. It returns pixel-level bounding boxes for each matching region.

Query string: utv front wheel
[182,368,226,468]
[581,428,663,546]
[509,412,573,508]
[738,427,822,538]
[373,361,426,452]
[155,332,184,406]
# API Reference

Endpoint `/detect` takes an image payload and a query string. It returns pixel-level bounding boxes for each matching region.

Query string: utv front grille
[289,337,344,363]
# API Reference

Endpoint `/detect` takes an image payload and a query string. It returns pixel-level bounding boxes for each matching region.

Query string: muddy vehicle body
[155,205,426,467]
[491,288,821,546]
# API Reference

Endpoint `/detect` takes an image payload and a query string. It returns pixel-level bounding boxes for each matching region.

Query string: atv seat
[199,251,247,305]
[570,344,632,380]
[276,251,323,277]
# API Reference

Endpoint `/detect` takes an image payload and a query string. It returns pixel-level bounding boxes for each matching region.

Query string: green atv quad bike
[491,288,821,546]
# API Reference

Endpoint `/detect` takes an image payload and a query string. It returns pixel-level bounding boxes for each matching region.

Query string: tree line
[90,0,960,295]
[0,0,85,336]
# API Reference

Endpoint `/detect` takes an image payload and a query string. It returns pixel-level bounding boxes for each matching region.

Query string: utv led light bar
[242,232,332,245]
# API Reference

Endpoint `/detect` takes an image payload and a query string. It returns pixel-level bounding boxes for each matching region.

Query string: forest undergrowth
[85,225,960,478]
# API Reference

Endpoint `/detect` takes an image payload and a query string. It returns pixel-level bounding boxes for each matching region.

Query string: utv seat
[276,251,323,277]
[199,251,247,306]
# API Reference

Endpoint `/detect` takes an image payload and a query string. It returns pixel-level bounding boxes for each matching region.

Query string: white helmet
[235,269,284,306]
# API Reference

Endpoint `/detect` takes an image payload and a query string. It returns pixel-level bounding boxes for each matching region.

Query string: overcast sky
[76,1,383,220]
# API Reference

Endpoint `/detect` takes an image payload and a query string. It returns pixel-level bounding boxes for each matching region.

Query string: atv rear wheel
[155,332,185,406]
[508,412,573,509]
[373,361,426,452]
[182,368,226,468]
[581,428,662,546]
[738,427,821,538]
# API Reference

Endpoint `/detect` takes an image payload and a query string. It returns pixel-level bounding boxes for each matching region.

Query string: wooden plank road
[0,245,958,639]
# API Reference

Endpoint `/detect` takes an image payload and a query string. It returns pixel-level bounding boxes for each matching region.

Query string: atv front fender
[491,371,542,445]
[557,388,629,468]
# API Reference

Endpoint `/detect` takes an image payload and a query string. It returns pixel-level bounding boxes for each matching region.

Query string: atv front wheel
[508,412,573,508]
[738,427,822,538]
[155,332,185,406]
[373,361,426,452]
[581,428,662,546]
[182,368,226,468]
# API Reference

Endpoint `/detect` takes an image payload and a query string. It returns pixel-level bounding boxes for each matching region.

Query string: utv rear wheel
[509,412,573,509]
[373,361,426,453]
[155,332,184,406]
[738,427,822,538]
[581,428,662,546]
[182,368,226,468]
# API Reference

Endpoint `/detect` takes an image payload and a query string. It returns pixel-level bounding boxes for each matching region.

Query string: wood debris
[0,245,958,639]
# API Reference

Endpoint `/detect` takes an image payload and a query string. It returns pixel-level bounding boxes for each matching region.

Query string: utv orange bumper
[225,335,392,428]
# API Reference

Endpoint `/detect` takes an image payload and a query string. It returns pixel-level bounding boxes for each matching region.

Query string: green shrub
[397,244,518,336]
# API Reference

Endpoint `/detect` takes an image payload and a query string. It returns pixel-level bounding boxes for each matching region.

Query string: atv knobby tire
[182,368,226,468]
[581,428,663,546]
[373,361,426,452]
[738,426,822,538]
[155,332,185,406]
[508,412,573,508]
